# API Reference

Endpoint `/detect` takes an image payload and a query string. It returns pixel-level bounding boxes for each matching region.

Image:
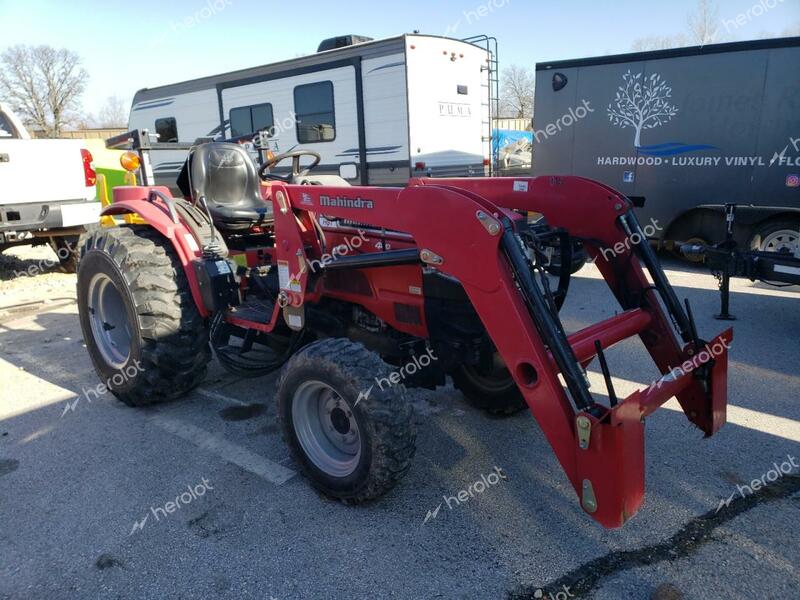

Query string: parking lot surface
[1,244,798,599]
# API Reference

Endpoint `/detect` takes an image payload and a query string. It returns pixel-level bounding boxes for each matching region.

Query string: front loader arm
[411,176,730,437]
[270,176,731,528]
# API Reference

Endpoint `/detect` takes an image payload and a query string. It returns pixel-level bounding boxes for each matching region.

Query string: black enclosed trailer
[532,37,800,252]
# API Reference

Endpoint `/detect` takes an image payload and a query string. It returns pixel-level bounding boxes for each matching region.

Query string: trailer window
[294,81,336,143]
[230,103,275,138]
[155,117,178,143]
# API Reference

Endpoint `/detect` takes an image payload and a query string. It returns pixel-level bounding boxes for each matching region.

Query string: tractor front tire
[276,339,416,503]
[77,225,210,407]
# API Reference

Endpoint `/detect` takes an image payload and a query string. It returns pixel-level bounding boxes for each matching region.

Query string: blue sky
[0,0,797,115]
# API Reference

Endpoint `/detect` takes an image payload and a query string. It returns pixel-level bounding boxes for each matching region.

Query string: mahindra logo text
[319,195,375,210]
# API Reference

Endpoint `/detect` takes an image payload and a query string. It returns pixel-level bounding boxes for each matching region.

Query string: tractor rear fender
[101,186,210,318]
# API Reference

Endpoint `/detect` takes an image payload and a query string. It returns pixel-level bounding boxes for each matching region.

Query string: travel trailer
[129,34,496,188]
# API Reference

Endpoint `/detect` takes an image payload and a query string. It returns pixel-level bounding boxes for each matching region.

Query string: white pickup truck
[0,102,100,271]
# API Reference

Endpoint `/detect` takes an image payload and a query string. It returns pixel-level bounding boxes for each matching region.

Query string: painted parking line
[149,414,296,485]
[195,387,249,407]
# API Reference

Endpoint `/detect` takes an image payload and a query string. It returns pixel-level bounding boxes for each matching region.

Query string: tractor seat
[189,142,272,231]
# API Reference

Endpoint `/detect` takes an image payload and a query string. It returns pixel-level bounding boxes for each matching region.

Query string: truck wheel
[276,339,416,503]
[452,358,527,416]
[76,225,210,406]
[750,219,800,255]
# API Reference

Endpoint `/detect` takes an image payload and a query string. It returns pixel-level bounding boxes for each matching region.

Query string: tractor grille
[394,303,422,326]
[323,270,373,297]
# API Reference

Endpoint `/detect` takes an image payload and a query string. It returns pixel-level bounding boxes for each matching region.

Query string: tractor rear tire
[76,225,211,406]
[276,339,416,503]
[452,363,527,416]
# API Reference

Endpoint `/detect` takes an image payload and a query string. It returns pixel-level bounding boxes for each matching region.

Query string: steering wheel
[259,150,322,182]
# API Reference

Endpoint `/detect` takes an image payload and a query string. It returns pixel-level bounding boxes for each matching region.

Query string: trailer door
[406,37,490,177]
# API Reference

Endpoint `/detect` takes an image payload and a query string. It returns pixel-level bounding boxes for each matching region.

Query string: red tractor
[76,138,732,528]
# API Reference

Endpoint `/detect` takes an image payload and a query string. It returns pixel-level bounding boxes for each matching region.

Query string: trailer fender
[695,204,800,226]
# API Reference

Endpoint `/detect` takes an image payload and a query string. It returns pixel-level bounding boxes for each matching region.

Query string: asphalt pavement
[1,245,798,600]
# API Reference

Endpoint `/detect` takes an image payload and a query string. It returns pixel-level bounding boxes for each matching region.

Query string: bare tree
[631,34,688,52]
[781,21,800,37]
[754,21,800,39]
[499,65,535,119]
[95,95,129,128]
[687,0,720,45]
[632,0,726,50]
[0,45,88,137]
[607,71,679,147]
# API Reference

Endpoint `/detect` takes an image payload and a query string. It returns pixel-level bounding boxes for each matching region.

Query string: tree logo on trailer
[607,70,679,148]
[607,70,716,157]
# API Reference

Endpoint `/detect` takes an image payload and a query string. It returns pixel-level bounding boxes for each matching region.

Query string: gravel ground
[0,242,798,600]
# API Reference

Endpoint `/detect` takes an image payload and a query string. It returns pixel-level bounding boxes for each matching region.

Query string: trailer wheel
[276,339,416,502]
[452,356,527,416]
[750,219,800,255]
[76,225,211,406]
